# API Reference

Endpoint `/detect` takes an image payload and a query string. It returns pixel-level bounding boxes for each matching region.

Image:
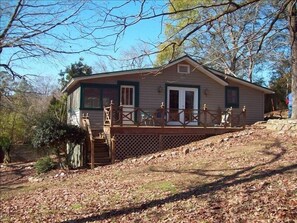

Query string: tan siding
[227,80,264,124]
[80,110,103,130]
[80,63,226,110]
[72,87,80,110]
[76,62,266,127]
[67,87,81,126]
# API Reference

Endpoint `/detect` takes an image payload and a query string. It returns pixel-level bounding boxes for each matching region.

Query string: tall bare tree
[157,1,289,82]
[94,43,153,72]
[100,0,297,119]
[0,0,112,78]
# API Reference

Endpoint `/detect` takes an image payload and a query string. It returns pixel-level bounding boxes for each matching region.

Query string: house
[63,56,274,168]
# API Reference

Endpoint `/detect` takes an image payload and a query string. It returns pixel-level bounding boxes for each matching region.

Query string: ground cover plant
[0,123,296,222]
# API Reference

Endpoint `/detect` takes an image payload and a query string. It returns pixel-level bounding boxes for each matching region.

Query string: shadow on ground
[62,139,296,223]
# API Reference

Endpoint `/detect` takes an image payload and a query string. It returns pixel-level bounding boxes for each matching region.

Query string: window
[83,87,100,108]
[121,86,134,106]
[225,87,239,108]
[102,88,118,107]
[81,85,118,109]
[177,64,190,74]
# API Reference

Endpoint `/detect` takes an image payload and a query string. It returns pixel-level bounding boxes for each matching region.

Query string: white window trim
[177,64,190,74]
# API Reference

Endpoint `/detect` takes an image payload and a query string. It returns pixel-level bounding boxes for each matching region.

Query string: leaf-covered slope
[1,123,296,222]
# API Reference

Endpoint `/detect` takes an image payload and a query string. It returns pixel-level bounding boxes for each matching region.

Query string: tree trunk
[55,148,63,169]
[3,150,11,164]
[1,144,11,164]
[288,0,297,119]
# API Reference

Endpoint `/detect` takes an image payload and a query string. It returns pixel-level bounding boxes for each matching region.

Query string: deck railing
[103,101,246,128]
[82,114,95,169]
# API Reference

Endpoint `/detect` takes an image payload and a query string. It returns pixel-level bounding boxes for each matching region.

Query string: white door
[120,85,135,124]
[167,86,199,125]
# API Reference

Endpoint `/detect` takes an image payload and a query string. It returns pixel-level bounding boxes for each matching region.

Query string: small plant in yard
[142,181,177,194]
[71,203,83,210]
[35,156,55,174]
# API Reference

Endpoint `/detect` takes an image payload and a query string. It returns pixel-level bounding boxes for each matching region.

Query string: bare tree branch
[0,0,22,39]
[256,0,291,53]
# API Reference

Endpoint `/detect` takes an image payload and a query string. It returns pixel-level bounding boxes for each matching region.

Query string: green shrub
[0,136,12,164]
[35,156,55,174]
[32,114,86,168]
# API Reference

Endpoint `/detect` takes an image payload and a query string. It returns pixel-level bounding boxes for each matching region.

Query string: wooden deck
[104,125,244,164]
[107,125,243,135]
[104,102,246,128]
[83,103,247,168]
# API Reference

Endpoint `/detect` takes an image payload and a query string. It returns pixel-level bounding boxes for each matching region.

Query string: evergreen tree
[59,58,92,88]
[269,59,292,109]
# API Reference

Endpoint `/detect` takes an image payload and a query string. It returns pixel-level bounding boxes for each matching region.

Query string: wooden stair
[89,136,111,167]
[82,115,111,168]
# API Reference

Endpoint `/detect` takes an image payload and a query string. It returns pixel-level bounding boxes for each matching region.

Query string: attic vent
[177,64,190,74]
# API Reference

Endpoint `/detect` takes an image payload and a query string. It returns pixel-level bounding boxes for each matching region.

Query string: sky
[1,0,280,87]
[19,17,163,79]
[1,0,165,84]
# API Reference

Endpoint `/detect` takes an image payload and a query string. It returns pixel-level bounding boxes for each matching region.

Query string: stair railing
[82,114,95,169]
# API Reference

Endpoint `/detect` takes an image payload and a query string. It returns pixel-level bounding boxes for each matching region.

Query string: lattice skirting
[114,134,208,160]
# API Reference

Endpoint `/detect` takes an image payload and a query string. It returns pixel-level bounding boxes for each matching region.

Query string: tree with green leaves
[32,115,86,168]
[59,58,92,88]
[0,74,37,144]
[47,95,67,123]
[0,135,12,164]
[0,74,36,163]
[0,71,61,163]
[269,58,292,109]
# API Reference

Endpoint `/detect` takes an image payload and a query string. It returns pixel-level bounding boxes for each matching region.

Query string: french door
[167,86,199,125]
[120,85,135,124]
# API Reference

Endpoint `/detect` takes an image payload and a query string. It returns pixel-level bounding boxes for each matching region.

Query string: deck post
[110,100,114,127]
[203,104,207,128]
[160,102,165,128]
[111,136,116,164]
[159,135,163,151]
[119,103,123,126]
[242,106,246,129]
[90,139,94,169]
[82,114,95,169]
[229,107,233,128]
[88,113,94,169]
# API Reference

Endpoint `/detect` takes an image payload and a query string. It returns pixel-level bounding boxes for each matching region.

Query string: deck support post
[203,104,207,128]
[242,106,246,129]
[160,102,165,128]
[82,114,95,169]
[110,100,114,127]
[229,107,233,128]
[119,103,123,126]
[111,136,116,164]
[90,140,94,169]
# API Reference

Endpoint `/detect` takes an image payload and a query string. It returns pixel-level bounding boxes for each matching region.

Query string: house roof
[62,67,159,93]
[204,66,274,94]
[62,55,274,94]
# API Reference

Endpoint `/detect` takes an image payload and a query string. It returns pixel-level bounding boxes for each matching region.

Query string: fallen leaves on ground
[0,122,297,222]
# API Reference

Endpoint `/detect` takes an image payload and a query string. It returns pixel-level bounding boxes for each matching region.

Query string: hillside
[1,120,297,222]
